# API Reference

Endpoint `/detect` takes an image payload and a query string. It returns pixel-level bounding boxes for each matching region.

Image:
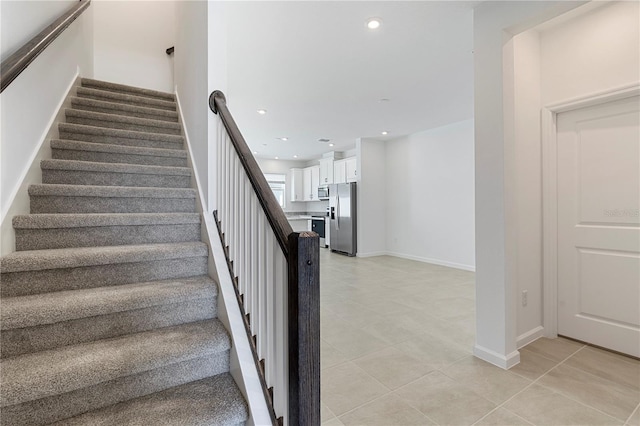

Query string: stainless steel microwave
[318,185,329,200]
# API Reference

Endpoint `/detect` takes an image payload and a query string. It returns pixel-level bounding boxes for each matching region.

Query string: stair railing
[209,91,320,426]
[0,0,91,93]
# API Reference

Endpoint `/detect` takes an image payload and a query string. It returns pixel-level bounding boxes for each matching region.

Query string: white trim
[473,344,520,370]
[386,251,476,272]
[545,82,640,113]
[356,251,387,258]
[541,82,640,339]
[174,90,208,211]
[517,326,544,349]
[175,91,271,426]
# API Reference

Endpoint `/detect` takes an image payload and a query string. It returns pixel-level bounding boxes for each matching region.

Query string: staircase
[0,78,249,425]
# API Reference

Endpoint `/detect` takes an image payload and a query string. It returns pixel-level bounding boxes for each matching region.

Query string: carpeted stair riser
[55,374,248,426]
[42,168,191,188]
[1,256,207,297]
[13,213,201,250]
[70,97,179,123]
[65,109,182,136]
[16,223,200,250]
[1,257,208,298]
[59,124,185,150]
[1,354,229,426]
[81,78,176,102]
[28,184,196,214]
[76,87,176,111]
[52,141,187,167]
[2,298,216,358]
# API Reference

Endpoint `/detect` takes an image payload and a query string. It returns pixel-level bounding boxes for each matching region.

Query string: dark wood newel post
[288,231,320,426]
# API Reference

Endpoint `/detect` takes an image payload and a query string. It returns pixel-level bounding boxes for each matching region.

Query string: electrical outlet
[521,290,528,307]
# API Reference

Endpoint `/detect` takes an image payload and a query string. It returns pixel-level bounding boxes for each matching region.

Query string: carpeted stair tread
[41,159,191,177]
[76,87,176,111]
[51,140,186,159]
[29,183,195,199]
[70,96,179,122]
[13,212,200,229]
[1,276,216,330]
[55,373,248,426]
[81,78,176,102]
[0,241,207,273]
[65,109,182,135]
[0,319,230,407]
[59,123,184,145]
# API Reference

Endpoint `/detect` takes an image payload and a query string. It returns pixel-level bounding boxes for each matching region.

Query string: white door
[557,95,640,357]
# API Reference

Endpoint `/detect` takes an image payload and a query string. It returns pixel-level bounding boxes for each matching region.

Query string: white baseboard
[473,344,520,370]
[386,251,476,272]
[356,251,387,258]
[517,326,544,349]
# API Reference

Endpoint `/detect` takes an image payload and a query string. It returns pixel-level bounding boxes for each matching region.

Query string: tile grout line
[624,401,640,425]
[494,344,629,424]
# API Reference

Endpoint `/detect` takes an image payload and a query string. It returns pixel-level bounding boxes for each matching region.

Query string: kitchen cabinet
[290,168,304,202]
[303,166,320,201]
[334,160,346,184]
[291,166,320,201]
[319,158,334,185]
[345,157,357,182]
[333,157,356,184]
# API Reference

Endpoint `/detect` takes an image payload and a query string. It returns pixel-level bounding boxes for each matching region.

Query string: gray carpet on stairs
[0,78,248,425]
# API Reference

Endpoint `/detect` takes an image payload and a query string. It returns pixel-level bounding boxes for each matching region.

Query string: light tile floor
[319,250,640,426]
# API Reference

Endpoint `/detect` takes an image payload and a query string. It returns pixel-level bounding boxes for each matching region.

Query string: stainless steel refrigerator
[328,182,357,256]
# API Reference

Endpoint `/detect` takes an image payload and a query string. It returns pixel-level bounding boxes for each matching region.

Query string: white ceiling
[225,1,476,161]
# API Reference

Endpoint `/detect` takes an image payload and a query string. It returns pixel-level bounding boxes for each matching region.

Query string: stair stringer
[175,90,272,426]
[0,73,81,257]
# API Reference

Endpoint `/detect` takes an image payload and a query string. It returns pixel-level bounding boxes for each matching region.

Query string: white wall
[1,1,94,255]
[0,0,77,59]
[356,138,387,257]
[385,120,475,270]
[174,0,209,208]
[472,0,584,369]
[512,1,640,345]
[92,0,175,92]
[540,1,639,104]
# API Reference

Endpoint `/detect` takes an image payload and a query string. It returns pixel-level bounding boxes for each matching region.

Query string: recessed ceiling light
[278,137,288,141]
[381,131,388,135]
[257,109,267,115]
[329,143,335,147]
[293,155,298,158]
[366,18,382,30]
[253,151,258,154]
[275,156,279,160]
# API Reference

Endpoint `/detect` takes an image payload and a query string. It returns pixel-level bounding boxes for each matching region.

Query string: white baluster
[257,206,266,361]
[244,176,252,329]
[265,219,275,389]
[274,247,287,418]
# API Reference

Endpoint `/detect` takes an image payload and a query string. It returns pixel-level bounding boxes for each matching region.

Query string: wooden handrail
[209,90,293,256]
[0,0,91,93]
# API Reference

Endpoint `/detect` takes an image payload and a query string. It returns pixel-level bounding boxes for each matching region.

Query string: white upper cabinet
[290,168,304,202]
[319,158,334,185]
[310,165,320,200]
[333,157,356,184]
[293,165,321,201]
[345,157,357,182]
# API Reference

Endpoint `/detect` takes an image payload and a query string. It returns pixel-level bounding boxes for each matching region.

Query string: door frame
[541,82,640,338]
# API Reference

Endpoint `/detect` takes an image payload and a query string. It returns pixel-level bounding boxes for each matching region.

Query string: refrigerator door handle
[336,195,340,231]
